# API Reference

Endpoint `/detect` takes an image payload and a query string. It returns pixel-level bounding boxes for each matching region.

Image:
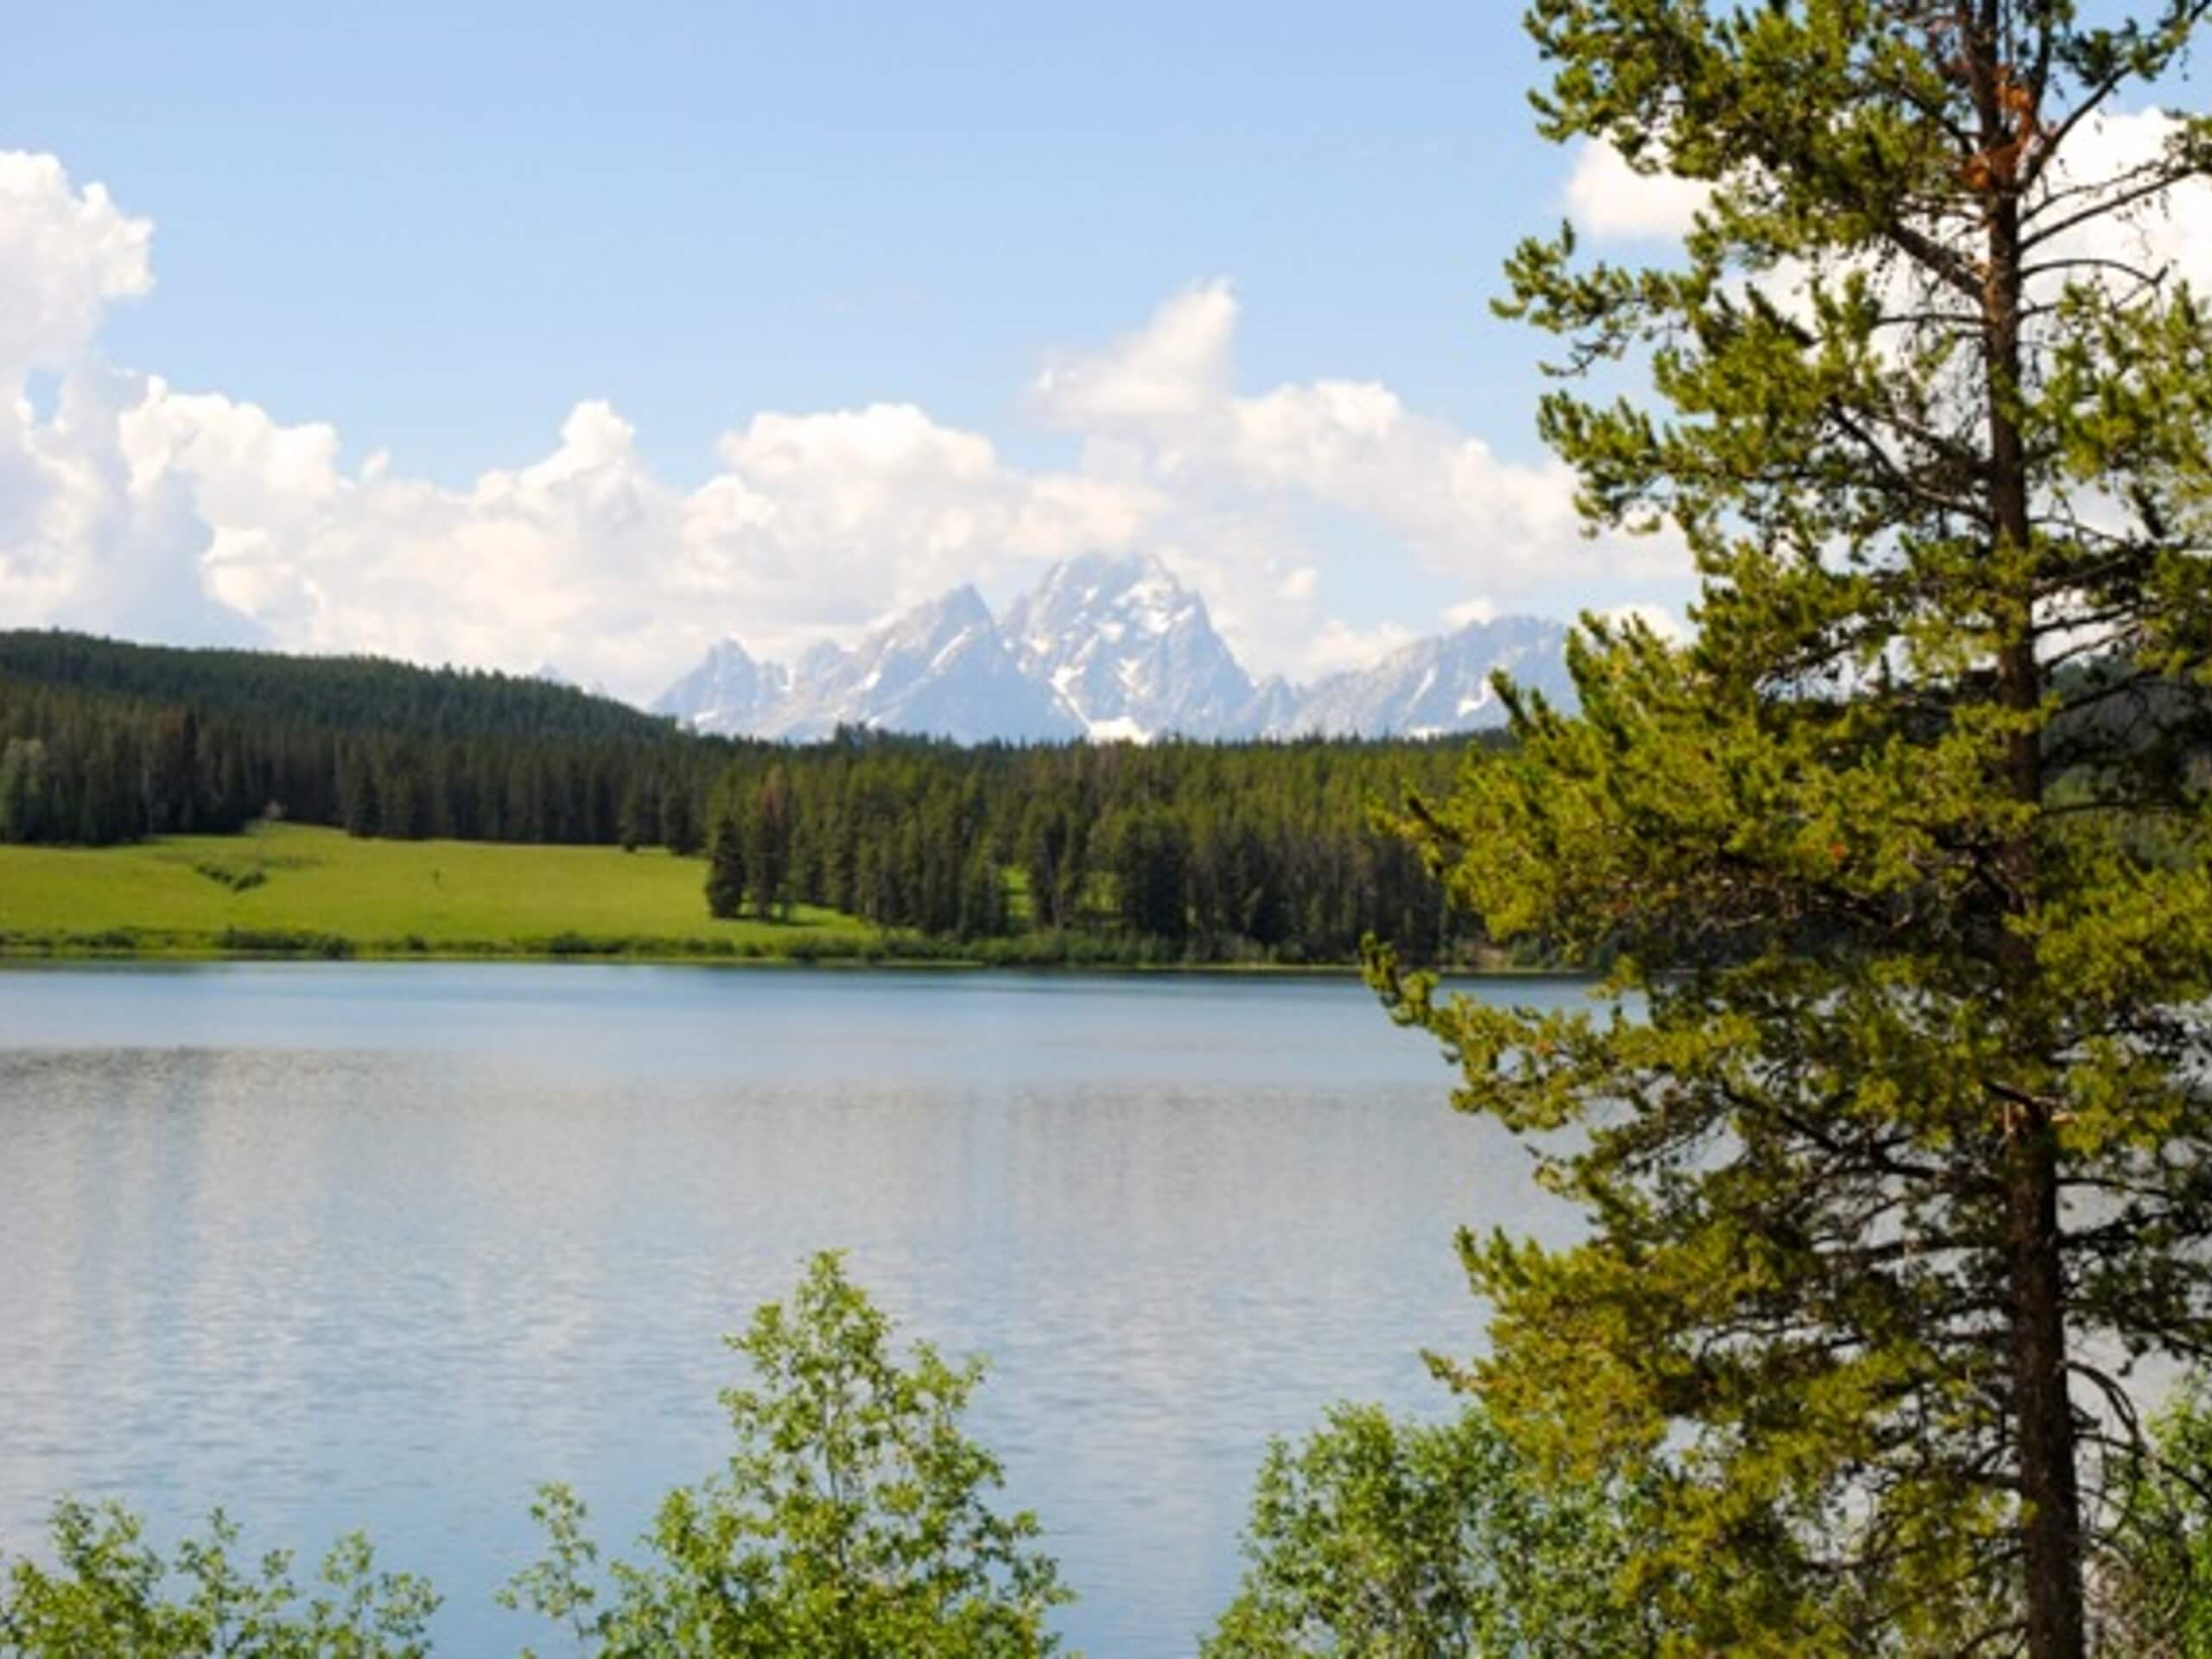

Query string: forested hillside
[0,630,1495,963]
[0,631,715,850]
[0,632,674,742]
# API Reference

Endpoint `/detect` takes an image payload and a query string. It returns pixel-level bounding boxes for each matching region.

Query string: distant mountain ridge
[1293,613,1579,738]
[652,553,1577,743]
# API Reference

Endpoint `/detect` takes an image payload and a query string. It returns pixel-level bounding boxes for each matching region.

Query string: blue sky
[10,4,1560,481]
[0,6,1740,692]
[7,4,2208,698]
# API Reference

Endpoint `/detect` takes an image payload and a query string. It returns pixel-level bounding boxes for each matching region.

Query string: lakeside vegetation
[0,632,1503,965]
[0,821,1512,969]
[10,1253,2212,1656]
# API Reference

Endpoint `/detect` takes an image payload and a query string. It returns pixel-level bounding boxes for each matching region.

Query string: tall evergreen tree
[0,737,50,844]
[744,766,795,920]
[1377,5,2212,1655]
[704,802,748,922]
[957,842,1009,941]
[1106,804,1190,943]
[660,773,699,858]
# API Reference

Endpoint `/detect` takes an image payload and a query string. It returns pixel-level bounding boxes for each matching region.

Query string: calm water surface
[0,964,1588,1656]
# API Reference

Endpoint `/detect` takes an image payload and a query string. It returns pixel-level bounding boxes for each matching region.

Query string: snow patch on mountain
[1282,615,1574,738]
[649,638,790,732]
[1001,551,1255,741]
[648,561,1582,745]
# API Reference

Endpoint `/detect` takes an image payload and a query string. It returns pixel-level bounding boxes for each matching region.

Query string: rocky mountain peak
[648,564,1586,745]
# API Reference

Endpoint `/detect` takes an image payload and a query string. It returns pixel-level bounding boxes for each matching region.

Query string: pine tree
[660,773,698,857]
[1376,6,2212,1655]
[0,737,50,844]
[704,801,747,921]
[958,842,1009,941]
[617,774,651,853]
[745,766,795,919]
[1107,804,1190,942]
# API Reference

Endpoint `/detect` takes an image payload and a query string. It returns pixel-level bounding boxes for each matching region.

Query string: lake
[0,963,1589,1656]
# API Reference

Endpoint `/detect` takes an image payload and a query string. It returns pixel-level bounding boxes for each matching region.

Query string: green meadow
[0,823,874,960]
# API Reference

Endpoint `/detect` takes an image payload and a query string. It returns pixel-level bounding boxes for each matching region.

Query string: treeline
[0,630,1497,963]
[0,631,671,743]
[699,738,1491,961]
[0,631,720,849]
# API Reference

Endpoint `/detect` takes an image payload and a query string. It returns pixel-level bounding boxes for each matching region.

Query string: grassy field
[0,823,876,960]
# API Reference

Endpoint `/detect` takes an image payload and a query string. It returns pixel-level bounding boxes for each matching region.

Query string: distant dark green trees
[704,806,748,921]
[0,626,1485,963]
[0,738,53,844]
[0,631,718,850]
[1103,804,1189,941]
[693,734,1472,959]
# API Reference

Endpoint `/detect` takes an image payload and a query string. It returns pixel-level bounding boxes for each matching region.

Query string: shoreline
[0,932,1570,978]
[0,825,1560,978]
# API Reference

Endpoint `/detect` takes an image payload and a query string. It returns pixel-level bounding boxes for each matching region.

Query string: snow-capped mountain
[650,638,790,732]
[1283,615,1575,739]
[649,559,1581,745]
[1227,674,1305,739]
[763,586,1082,744]
[1001,551,1255,741]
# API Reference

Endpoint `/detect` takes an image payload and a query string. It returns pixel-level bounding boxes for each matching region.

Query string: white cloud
[1304,618,1417,677]
[0,153,152,375]
[1032,282,1687,673]
[1563,111,2211,287]
[0,152,1694,696]
[1032,282,1236,431]
[1597,601,1690,644]
[1561,140,1711,243]
[2029,110,2212,295]
[1443,596,1497,628]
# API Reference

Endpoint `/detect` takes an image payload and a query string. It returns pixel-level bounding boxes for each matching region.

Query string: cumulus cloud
[0,153,152,375]
[1030,281,1686,671]
[1443,596,1497,628]
[0,153,1694,696]
[2030,110,2212,294]
[14,105,2192,701]
[1561,139,1713,243]
[1304,618,1419,677]
[1032,282,1236,431]
[1563,111,2212,289]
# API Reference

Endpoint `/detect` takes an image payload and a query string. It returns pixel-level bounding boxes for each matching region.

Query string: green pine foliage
[1374,3,2212,1655]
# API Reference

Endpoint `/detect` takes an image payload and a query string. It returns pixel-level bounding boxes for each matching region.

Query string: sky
[0,3,2198,702]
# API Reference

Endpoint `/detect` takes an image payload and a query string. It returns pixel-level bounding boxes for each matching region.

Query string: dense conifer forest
[0,630,1494,962]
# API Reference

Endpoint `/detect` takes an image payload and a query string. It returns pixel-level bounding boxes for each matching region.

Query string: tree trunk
[2008,1121,2085,1659]
[1972,6,2088,1643]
